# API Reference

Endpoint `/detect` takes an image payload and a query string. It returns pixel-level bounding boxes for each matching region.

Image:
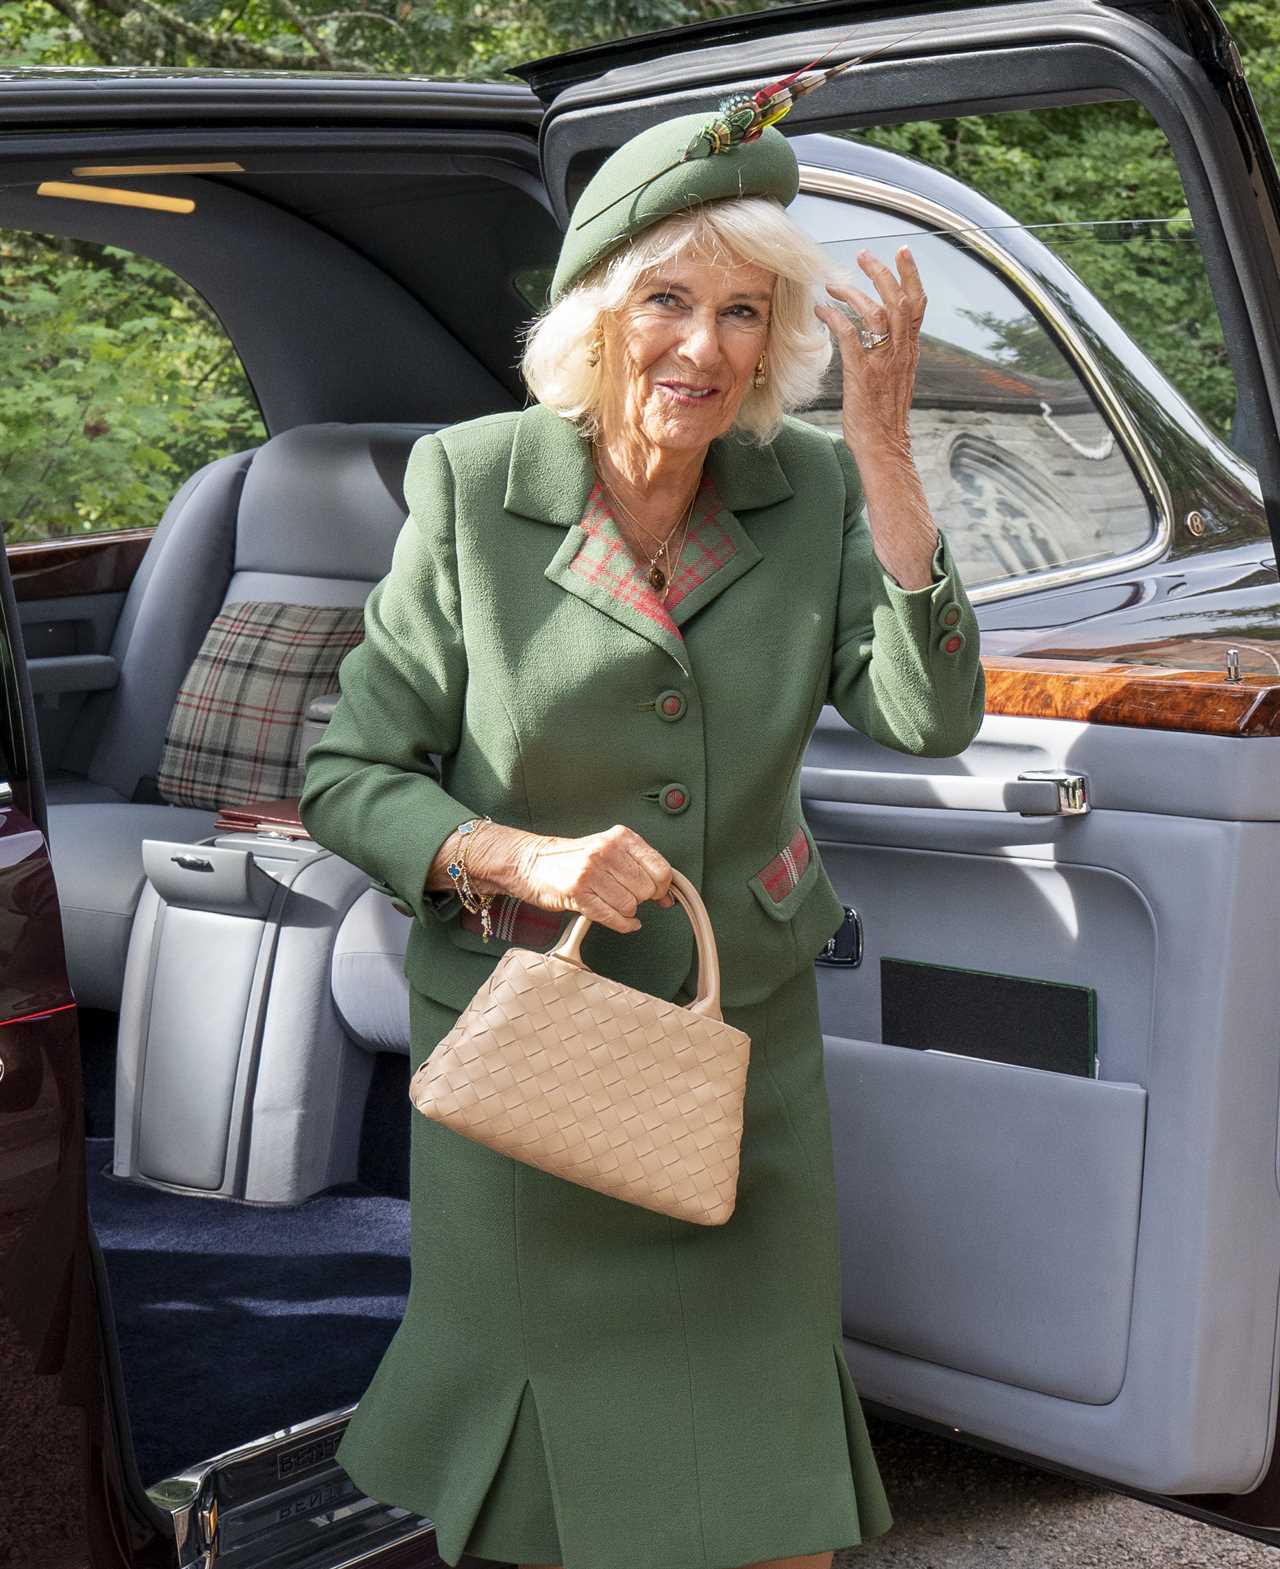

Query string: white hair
[519,196,838,446]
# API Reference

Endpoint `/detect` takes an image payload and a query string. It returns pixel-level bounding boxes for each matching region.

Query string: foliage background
[2,0,1277,539]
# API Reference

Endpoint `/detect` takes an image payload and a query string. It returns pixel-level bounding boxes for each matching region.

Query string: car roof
[0,67,543,127]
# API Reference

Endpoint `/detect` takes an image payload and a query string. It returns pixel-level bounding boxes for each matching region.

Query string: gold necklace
[658,493,697,598]
[594,462,702,593]
[609,481,699,592]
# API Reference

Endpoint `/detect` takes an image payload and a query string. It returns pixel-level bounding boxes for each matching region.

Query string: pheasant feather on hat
[549,31,923,303]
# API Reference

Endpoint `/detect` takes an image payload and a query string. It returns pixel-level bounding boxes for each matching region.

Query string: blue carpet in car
[84,1136,411,1488]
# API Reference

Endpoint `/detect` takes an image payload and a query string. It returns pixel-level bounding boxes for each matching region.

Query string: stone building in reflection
[803,334,1152,592]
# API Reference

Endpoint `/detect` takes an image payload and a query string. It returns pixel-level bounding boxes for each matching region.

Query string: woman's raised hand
[505,823,677,934]
[814,244,926,462]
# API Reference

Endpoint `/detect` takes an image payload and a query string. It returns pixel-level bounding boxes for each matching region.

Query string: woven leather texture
[409,947,751,1226]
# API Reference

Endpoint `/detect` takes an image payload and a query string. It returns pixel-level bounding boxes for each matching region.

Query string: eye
[646,290,681,306]
[726,304,760,319]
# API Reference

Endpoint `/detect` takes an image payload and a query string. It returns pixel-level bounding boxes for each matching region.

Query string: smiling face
[602,247,775,456]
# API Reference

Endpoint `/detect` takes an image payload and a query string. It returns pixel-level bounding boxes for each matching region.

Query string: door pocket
[827,1037,1147,1405]
[748,821,822,921]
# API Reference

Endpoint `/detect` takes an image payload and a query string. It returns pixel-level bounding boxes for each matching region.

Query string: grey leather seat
[331,889,413,1053]
[46,421,436,1012]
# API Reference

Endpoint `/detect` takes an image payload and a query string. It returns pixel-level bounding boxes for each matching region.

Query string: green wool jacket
[297,400,985,1012]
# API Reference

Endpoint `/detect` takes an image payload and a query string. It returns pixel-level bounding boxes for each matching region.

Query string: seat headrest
[235,421,441,580]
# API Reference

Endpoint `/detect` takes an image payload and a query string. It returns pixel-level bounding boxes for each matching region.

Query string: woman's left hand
[815,244,926,465]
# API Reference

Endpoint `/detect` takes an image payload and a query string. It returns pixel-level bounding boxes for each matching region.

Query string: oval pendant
[648,565,666,591]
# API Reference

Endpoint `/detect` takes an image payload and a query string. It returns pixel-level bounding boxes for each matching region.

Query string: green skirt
[335,963,893,1569]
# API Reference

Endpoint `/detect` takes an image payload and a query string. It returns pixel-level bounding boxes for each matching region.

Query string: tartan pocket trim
[748,822,821,922]
[756,825,811,902]
[460,895,566,950]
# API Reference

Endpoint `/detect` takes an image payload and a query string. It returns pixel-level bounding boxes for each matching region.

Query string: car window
[790,191,1156,594]
[854,104,1239,456]
[0,231,265,545]
[788,100,1252,600]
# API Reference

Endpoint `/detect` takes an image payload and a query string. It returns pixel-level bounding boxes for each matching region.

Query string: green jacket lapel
[505,403,796,671]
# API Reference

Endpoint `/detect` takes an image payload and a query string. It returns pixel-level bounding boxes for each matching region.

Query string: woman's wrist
[846,436,940,591]
[425,820,534,900]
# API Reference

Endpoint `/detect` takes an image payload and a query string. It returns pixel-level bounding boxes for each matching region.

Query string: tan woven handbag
[408,866,751,1226]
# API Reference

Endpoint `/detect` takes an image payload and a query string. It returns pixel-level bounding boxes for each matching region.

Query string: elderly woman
[299,104,983,1569]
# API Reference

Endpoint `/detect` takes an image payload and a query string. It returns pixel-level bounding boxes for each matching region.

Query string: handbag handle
[548,866,724,1021]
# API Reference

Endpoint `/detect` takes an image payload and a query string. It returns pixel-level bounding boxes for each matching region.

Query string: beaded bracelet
[446,816,496,942]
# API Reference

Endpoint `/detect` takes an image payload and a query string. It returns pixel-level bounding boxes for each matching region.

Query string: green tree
[0,231,264,539]
[0,0,757,76]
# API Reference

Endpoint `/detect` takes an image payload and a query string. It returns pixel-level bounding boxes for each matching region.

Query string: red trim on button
[661,696,680,714]
[664,789,686,809]
[944,634,963,654]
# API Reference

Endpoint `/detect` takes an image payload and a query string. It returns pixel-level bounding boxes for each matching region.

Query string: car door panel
[0,520,111,1564]
[530,0,1280,1529]
[805,710,1280,1495]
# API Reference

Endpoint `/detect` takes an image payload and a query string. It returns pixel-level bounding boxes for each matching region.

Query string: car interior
[8,24,1280,1560]
[4,139,564,1506]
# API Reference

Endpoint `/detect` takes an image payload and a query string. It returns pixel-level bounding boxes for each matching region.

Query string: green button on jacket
[297,400,985,1569]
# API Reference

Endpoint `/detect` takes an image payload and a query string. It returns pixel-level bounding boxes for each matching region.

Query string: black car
[7,2,1280,1565]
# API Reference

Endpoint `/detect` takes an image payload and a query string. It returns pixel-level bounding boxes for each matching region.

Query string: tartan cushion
[156,600,366,810]
[755,826,811,903]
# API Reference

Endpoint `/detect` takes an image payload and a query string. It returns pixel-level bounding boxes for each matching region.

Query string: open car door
[519,0,1280,1544]
[0,536,105,1563]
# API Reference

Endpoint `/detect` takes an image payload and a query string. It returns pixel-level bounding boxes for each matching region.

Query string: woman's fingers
[577,828,677,928]
[577,885,641,934]
[600,861,644,916]
[896,245,927,322]
[598,822,674,908]
[518,827,676,929]
[623,836,677,908]
[823,280,888,332]
[857,248,906,311]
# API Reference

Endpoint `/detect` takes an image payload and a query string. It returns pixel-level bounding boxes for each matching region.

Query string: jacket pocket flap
[748,822,822,922]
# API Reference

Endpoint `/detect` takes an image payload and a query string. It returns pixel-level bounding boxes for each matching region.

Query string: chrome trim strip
[149,1401,438,1569]
[799,164,1177,606]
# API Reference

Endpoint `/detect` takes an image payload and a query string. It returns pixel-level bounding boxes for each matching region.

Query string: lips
[658,381,717,401]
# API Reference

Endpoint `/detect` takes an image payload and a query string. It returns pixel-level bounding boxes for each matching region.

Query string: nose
[676,308,723,369]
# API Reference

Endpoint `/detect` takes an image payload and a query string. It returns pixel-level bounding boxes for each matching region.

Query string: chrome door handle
[1014,769,1090,815]
[800,767,1090,816]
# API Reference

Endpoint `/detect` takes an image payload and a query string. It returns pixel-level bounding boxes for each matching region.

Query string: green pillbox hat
[549,110,800,304]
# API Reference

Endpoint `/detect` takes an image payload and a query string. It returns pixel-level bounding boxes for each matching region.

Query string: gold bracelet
[446,816,496,941]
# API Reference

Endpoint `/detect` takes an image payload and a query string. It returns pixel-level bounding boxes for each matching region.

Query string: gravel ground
[835,1416,1279,1568]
